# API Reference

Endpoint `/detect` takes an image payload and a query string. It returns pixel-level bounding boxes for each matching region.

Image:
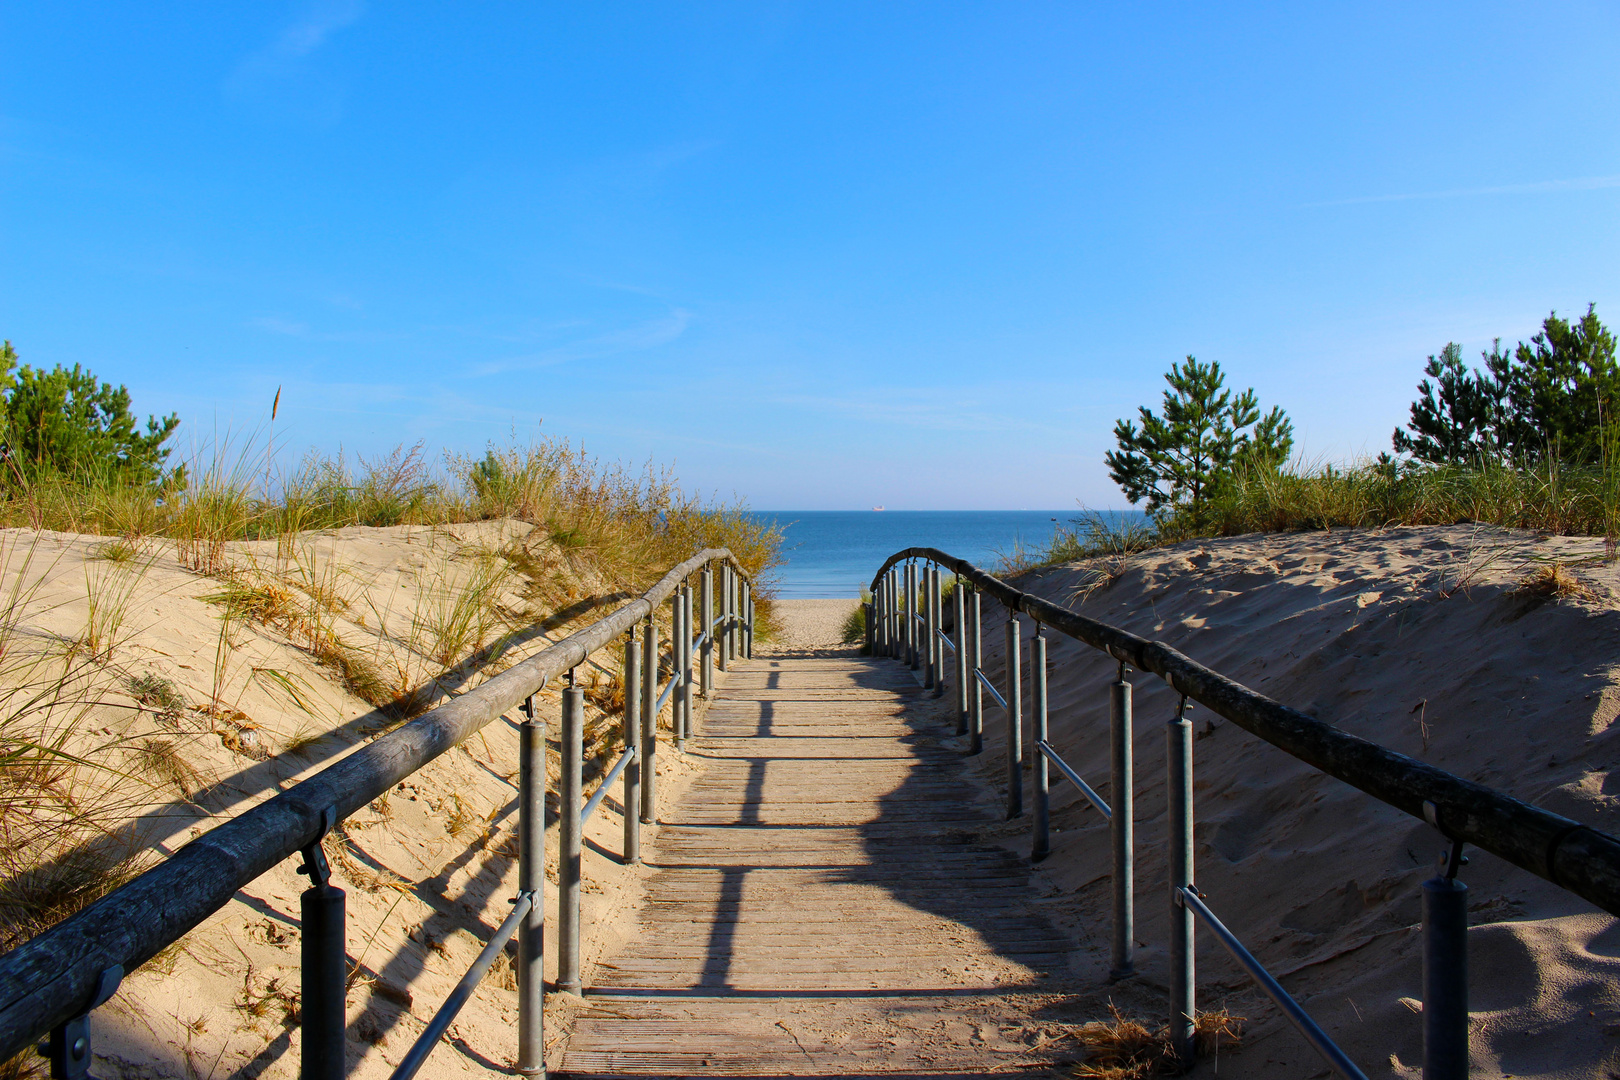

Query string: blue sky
[2,3,1617,509]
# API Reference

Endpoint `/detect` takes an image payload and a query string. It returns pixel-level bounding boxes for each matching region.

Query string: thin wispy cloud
[471,310,692,376]
[224,0,364,125]
[1307,174,1620,208]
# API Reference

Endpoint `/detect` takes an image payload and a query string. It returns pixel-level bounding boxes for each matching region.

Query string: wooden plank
[561,654,1073,1077]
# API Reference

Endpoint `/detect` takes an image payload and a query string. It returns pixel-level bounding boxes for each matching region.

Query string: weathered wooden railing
[869,547,1620,1080]
[0,550,755,1080]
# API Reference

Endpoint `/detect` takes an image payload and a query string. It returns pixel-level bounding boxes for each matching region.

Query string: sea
[748,510,1144,599]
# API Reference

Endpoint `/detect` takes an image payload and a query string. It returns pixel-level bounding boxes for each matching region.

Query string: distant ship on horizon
[872,505,885,511]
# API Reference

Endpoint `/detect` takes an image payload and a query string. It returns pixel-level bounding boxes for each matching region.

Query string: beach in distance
[752,509,1145,598]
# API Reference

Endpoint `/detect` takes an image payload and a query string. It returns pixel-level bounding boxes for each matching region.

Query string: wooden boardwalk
[561,654,1074,1077]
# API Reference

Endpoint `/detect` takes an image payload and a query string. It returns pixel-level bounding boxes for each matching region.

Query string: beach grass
[0,435,785,993]
[1012,453,1620,576]
[0,434,784,606]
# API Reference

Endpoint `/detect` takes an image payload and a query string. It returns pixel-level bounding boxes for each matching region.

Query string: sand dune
[7,522,1617,1077]
[0,522,706,1078]
[965,525,1620,1077]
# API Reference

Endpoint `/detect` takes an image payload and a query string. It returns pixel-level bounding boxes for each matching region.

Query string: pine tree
[1391,342,1513,463]
[0,342,180,485]
[1106,356,1292,522]
[1393,305,1618,465]
[1506,305,1618,462]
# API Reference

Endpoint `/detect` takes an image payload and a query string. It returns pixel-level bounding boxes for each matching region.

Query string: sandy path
[763,597,861,657]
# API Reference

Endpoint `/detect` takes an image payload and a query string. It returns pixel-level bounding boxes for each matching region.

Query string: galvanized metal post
[1423,865,1469,1079]
[912,563,923,672]
[641,618,659,825]
[905,562,918,670]
[558,681,584,994]
[930,566,944,698]
[729,567,739,662]
[920,563,933,680]
[701,566,714,698]
[880,571,890,657]
[953,582,968,734]
[642,614,657,768]
[872,577,883,657]
[681,586,694,743]
[887,570,898,658]
[1167,698,1195,1066]
[1005,616,1023,820]
[920,564,934,688]
[744,581,754,659]
[516,696,546,1077]
[623,633,641,866]
[1110,668,1135,980]
[299,848,345,1080]
[968,588,983,754]
[924,564,939,691]
[896,564,905,664]
[895,568,904,661]
[1032,629,1049,861]
[718,565,730,673]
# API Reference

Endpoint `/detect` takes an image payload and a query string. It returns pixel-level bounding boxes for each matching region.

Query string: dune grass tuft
[840,594,869,646]
[1069,1005,1243,1078]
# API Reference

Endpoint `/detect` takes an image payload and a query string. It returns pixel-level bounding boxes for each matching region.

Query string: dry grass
[128,672,186,723]
[79,557,147,662]
[1518,561,1598,602]
[0,537,158,958]
[583,666,625,715]
[134,737,207,799]
[444,793,476,840]
[234,962,300,1028]
[1069,1005,1243,1078]
[0,435,784,641]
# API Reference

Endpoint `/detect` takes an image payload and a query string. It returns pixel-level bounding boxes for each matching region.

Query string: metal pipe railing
[654,676,678,717]
[582,746,639,824]
[389,893,533,1080]
[1179,887,1368,1080]
[974,666,1007,710]
[1037,741,1111,819]
[870,546,1620,1078]
[0,547,756,1077]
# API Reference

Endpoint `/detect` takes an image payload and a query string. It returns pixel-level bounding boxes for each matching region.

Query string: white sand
[0,522,696,1077]
[970,524,1620,1077]
[762,597,862,657]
